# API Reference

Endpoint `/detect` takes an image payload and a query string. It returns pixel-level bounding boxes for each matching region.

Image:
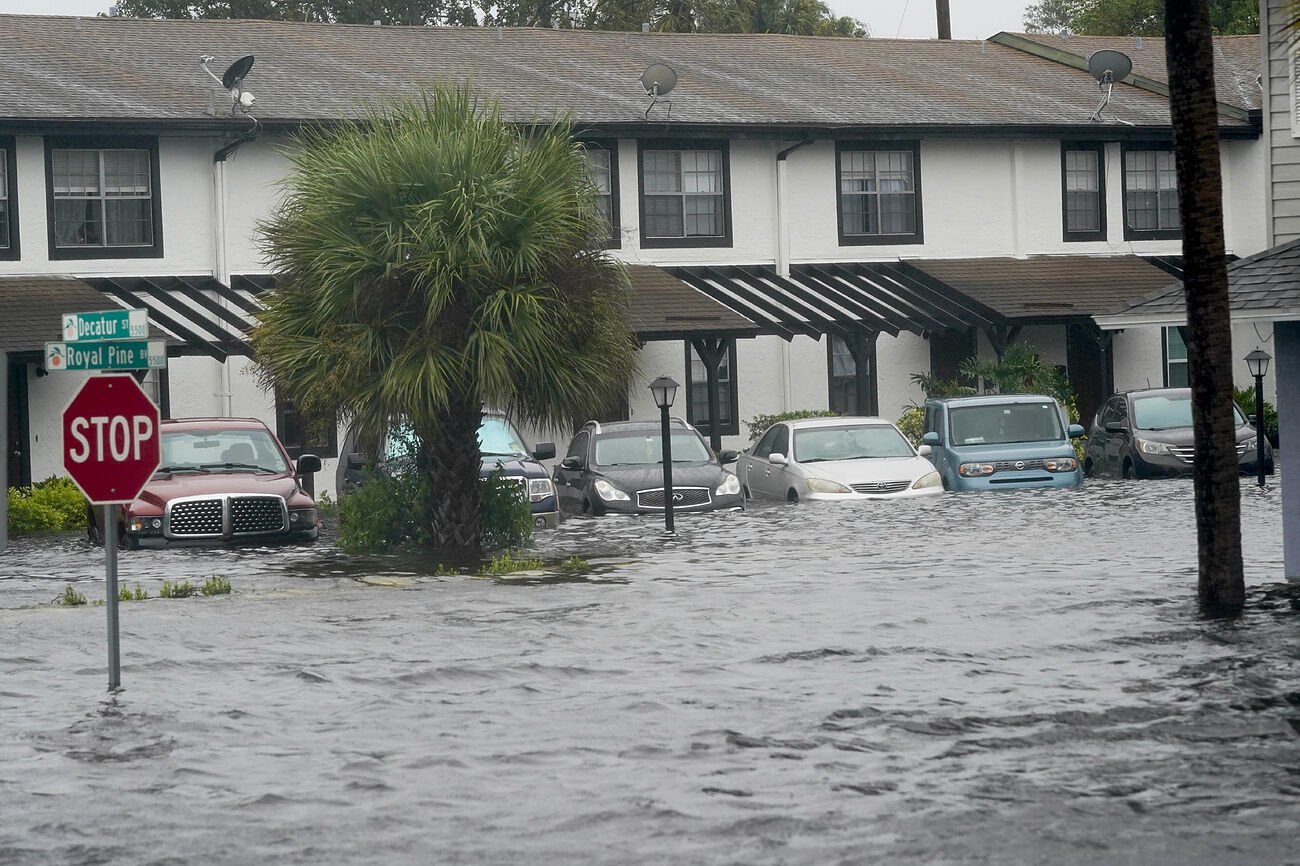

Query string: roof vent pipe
[642,22,650,32]
[935,0,951,39]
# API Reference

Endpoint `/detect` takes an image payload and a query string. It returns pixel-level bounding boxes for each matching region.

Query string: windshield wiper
[198,462,279,473]
[157,464,210,475]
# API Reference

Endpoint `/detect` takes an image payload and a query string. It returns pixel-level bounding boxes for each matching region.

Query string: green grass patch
[60,584,88,606]
[160,579,197,599]
[476,550,545,576]
[201,576,232,596]
[118,583,149,601]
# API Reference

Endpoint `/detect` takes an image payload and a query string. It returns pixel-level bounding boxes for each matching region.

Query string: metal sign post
[103,504,120,690]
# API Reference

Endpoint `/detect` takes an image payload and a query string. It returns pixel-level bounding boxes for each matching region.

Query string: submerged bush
[160,580,197,599]
[201,576,232,596]
[476,550,545,576]
[8,476,88,535]
[119,583,149,602]
[60,584,88,606]
[479,469,532,552]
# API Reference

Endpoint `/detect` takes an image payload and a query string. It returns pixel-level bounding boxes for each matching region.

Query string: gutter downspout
[211,121,261,418]
[775,137,815,411]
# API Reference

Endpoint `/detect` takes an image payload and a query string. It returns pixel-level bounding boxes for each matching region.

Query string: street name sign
[62,309,148,342]
[62,374,162,505]
[45,339,167,372]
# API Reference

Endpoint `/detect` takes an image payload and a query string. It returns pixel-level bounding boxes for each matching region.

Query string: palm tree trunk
[421,395,484,554]
[1165,0,1245,610]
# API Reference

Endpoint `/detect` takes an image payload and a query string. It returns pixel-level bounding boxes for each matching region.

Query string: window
[638,140,731,248]
[46,137,163,259]
[0,138,16,260]
[827,335,877,415]
[753,424,782,459]
[1062,143,1106,241]
[275,394,338,460]
[565,431,589,463]
[684,339,739,436]
[836,141,922,245]
[582,141,619,249]
[1163,327,1188,387]
[137,369,169,420]
[1122,146,1180,239]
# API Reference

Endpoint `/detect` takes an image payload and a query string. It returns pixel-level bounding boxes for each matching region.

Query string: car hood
[596,462,729,491]
[1132,424,1255,445]
[135,471,304,508]
[802,455,936,483]
[480,455,548,479]
[947,440,1075,460]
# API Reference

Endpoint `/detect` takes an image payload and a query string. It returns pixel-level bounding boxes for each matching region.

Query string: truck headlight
[594,479,631,502]
[715,473,741,496]
[806,477,851,494]
[289,508,317,527]
[527,478,555,502]
[958,462,995,477]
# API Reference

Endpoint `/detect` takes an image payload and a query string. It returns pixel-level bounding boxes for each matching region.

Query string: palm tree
[252,86,638,553]
[1165,0,1245,610]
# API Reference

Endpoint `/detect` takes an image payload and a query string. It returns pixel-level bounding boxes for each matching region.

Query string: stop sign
[62,374,161,504]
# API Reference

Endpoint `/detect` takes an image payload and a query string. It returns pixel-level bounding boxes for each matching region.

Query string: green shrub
[477,549,544,576]
[7,476,88,534]
[744,409,842,442]
[160,580,197,599]
[60,584,88,606]
[1234,386,1279,445]
[315,490,339,519]
[479,468,532,552]
[337,464,431,553]
[202,576,232,596]
[119,583,148,602]
[895,405,924,445]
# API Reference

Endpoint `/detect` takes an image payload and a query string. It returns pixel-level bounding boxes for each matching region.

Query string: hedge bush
[7,476,88,535]
[744,409,843,442]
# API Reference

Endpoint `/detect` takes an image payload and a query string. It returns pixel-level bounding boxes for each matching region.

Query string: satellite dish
[1087,49,1132,84]
[640,63,677,97]
[222,55,255,90]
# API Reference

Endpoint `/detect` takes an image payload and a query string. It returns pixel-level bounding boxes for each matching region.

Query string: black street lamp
[649,376,679,532]
[1245,347,1272,488]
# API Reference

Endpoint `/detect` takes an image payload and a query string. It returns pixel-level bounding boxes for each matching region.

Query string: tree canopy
[1023,0,1257,36]
[115,0,865,34]
[251,86,638,551]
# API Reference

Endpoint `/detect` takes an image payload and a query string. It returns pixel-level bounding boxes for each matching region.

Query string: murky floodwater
[2,476,1298,865]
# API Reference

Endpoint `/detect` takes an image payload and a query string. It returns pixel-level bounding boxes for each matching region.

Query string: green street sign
[45,339,167,372]
[61,309,149,342]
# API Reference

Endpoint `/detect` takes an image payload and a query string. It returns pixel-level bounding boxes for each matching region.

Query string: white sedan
[738,416,943,502]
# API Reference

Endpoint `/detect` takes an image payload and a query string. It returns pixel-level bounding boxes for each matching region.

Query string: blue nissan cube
[921,394,1085,491]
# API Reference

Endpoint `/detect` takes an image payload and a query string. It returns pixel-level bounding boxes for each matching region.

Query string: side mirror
[921,431,940,446]
[1104,422,1126,434]
[532,442,557,461]
[768,452,788,466]
[560,455,583,470]
[917,443,932,457]
[1067,424,1085,439]
[296,454,322,475]
[718,449,738,464]
[346,452,367,470]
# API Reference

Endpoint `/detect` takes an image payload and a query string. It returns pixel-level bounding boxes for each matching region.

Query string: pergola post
[844,331,878,415]
[690,336,727,454]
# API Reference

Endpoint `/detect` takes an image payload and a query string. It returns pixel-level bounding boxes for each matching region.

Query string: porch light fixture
[1245,348,1271,488]
[649,376,679,532]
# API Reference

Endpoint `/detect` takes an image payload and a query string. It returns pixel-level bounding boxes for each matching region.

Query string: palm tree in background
[1165,0,1245,610]
[252,86,638,553]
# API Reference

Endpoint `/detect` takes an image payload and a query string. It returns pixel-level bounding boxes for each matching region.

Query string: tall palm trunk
[1165,0,1245,610]
[421,394,484,553]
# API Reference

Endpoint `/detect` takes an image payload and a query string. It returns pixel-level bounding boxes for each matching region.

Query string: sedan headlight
[527,477,555,502]
[1135,438,1170,456]
[959,462,994,477]
[715,473,741,496]
[1044,457,1077,473]
[594,479,631,502]
[806,477,852,494]
[911,471,942,489]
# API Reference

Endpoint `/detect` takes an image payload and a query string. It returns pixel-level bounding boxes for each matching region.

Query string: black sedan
[1083,387,1273,479]
[553,419,743,515]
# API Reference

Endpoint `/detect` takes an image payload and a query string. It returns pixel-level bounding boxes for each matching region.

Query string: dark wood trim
[1120,142,1182,242]
[45,135,164,260]
[834,140,924,246]
[0,136,18,261]
[1060,141,1107,242]
[638,138,733,249]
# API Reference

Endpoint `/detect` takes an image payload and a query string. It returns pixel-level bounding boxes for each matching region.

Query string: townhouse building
[0,14,1269,495]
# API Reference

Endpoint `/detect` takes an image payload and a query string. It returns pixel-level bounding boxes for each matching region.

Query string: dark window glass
[52,148,155,248]
[828,335,872,414]
[1124,149,1180,235]
[565,432,588,461]
[1064,149,1101,233]
[772,424,789,457]
[840,149,916,237]
[753,425,780,459]
[0,148,9,250]
[582,145,618,246]
[1164,327,1189,387]
[642,149,725,238]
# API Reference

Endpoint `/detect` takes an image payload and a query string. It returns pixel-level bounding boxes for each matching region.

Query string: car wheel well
[786,488,799,503]
[1083,457,1094,476]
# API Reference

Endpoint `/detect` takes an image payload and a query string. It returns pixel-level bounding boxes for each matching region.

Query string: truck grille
[166,495,287,538]
[637,487,711,509]
[849,480,912,494]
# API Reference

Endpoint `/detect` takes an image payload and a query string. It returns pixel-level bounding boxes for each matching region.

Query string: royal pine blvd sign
[62,309,148,342]
[62,375,161,504]
[45,339,166,372]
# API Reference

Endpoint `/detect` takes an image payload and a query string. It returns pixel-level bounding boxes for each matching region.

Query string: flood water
[2,476,1298,865]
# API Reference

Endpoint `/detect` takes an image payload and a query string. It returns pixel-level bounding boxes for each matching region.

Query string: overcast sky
[0,0,1033,38]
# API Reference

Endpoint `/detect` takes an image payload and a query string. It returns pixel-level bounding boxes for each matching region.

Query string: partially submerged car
[95,417,321,548]
[338,412,560,529]
[921,394,1085,491]
[1083,387,1273,479]
[553,419,743,515]
[738,416,942,501]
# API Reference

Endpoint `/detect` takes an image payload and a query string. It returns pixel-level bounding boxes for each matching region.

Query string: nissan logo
[1014,461,1025,470]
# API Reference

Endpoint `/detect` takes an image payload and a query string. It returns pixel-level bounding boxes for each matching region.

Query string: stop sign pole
[62,374,161,691]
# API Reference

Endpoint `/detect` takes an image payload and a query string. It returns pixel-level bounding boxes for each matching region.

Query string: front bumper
[948,468,1083,491]
[803,485,944,501]
[597,490,745,514]
[1132,443,1272,478]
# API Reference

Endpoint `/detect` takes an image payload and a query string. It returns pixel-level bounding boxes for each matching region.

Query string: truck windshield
[948,402,1064,446]
[478,416,529,456]
[160,429,290,473]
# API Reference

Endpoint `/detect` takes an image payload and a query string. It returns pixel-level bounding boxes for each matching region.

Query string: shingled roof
[1094,240,1300,329]
[0,14,1254,132]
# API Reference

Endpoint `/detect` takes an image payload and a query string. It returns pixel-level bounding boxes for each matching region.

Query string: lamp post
[1245,348,1271,489]
[649,376,679,532]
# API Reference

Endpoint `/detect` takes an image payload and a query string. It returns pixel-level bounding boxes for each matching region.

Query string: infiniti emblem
[1014,461,1025,470]
[672,492,684,501]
